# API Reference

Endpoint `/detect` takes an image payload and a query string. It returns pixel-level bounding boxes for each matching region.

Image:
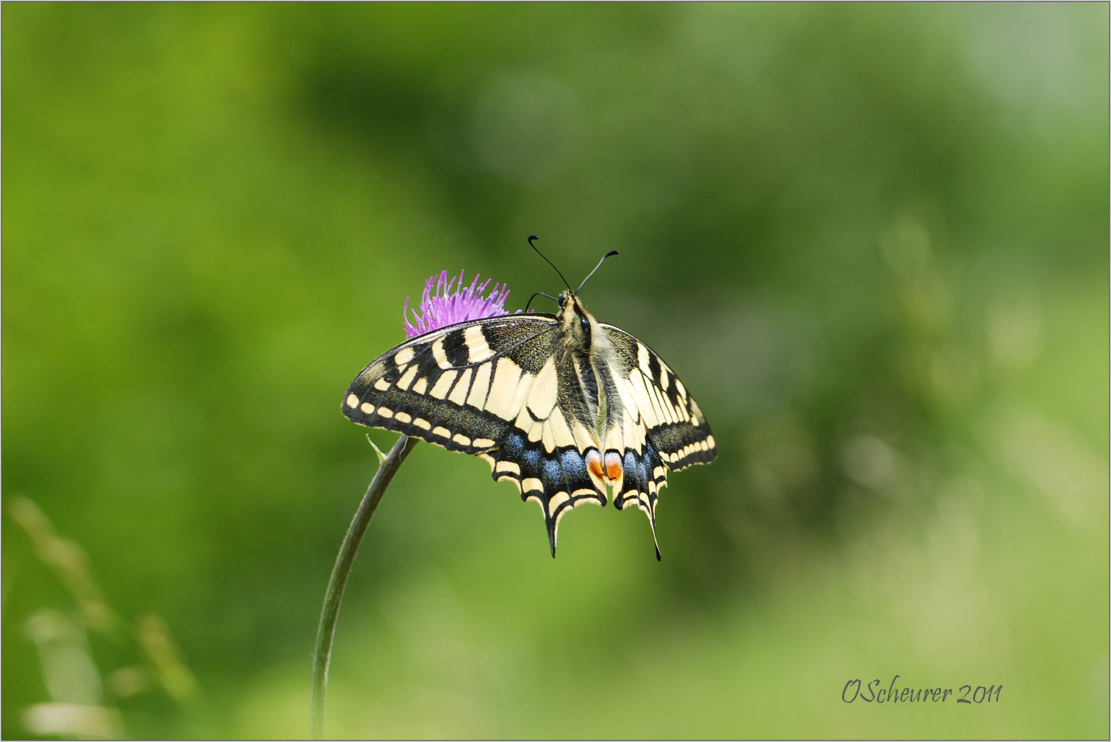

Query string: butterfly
[341,238,716,559]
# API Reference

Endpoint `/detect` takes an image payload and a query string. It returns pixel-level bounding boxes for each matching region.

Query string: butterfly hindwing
[478,427,607,557]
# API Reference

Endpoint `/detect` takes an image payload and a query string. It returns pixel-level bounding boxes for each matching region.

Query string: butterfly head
[526,235,619,347]
[556,289,596,344]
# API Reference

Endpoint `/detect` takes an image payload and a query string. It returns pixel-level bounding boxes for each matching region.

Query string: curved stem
[311,435,419,740]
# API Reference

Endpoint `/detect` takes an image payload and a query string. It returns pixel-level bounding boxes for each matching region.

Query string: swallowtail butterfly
[342,240,716,558]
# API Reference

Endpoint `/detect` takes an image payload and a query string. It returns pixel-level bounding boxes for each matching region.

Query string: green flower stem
[311,434,419,740]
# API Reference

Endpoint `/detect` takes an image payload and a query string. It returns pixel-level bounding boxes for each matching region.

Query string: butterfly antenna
[527,235,573,293]
[525,291,558,313]
[576,250,620,293]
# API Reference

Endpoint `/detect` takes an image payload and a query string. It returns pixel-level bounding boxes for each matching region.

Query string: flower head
[403,270,513,339]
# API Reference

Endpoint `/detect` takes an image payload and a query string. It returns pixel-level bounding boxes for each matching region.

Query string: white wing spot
[486,357,526,420]
[526,421,544,443]
[525,360,558,419]
[541,422,556,452]
[466,362,492,409]
[429,370,457,400]
[396,365,419,390]
[463,325,492,361]
[345,394,359,409]
[448,368,472,406]
[431,337,449,367]
[549,412,576,449]
[495,460,521,475]
[548,491,570,516]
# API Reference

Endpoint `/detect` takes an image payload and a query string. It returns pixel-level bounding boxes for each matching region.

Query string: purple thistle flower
[403,270,513,339]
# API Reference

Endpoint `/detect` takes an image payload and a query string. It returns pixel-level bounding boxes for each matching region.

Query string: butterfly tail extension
[480,430,605,557]
[610,440,669,560]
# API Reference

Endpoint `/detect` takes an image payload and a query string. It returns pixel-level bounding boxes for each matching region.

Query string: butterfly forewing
[599,324,717,470]
[343,316,556,453]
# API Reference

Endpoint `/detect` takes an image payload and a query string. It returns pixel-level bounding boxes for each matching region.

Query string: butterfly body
[342,288,716,558]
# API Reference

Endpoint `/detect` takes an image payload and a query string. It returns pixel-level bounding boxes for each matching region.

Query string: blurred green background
[3,3,1107,739]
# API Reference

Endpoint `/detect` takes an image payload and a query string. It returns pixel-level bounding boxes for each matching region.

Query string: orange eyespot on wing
[604,451,623,481]
[586,448,605,481]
